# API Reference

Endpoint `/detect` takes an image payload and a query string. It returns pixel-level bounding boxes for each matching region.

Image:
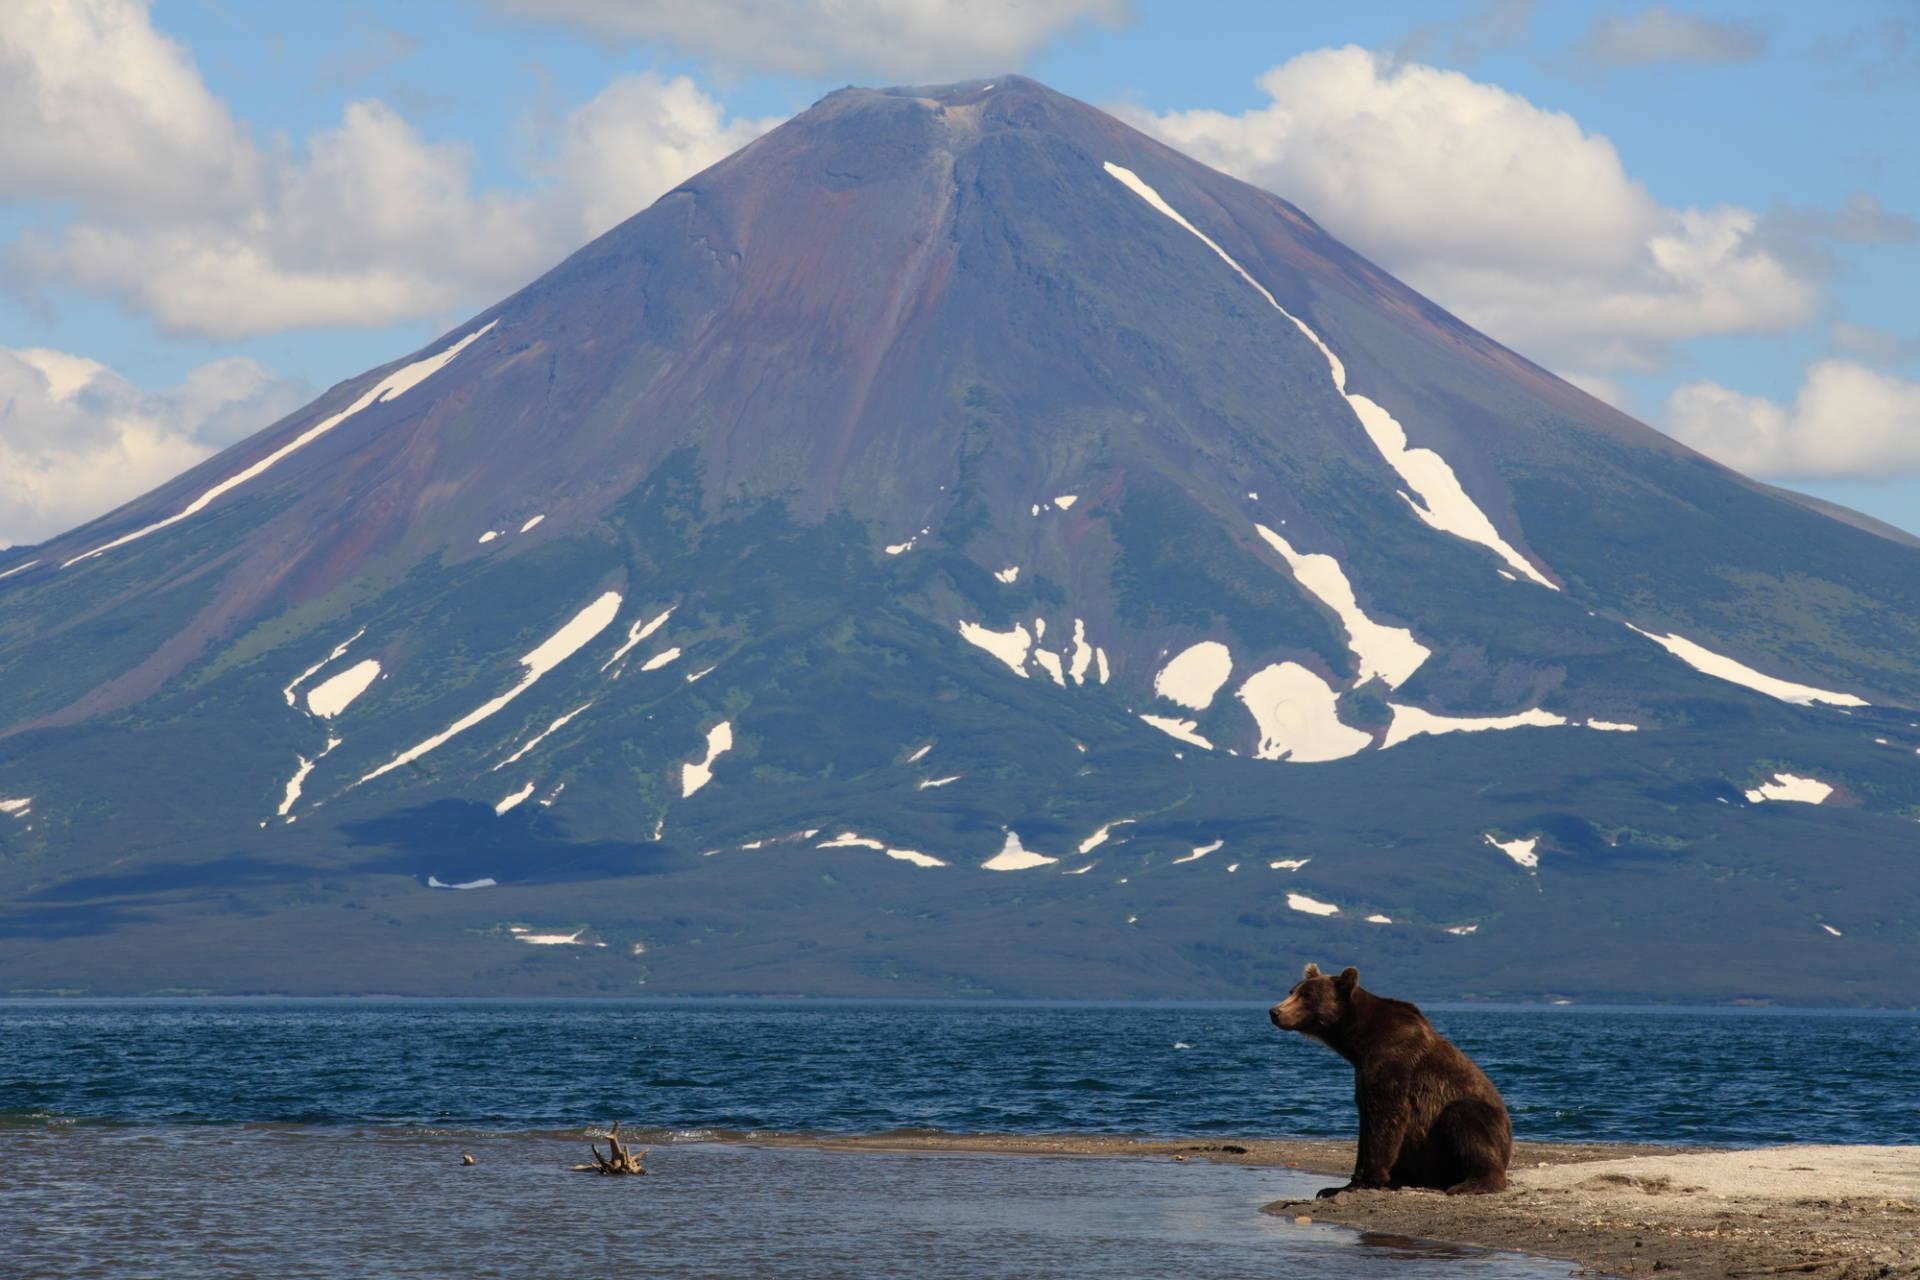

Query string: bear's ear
[1301,962,1321,980]
[1335,967,1359,993]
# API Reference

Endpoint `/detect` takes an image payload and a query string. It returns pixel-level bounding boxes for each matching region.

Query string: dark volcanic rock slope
[2,78,1916,1001]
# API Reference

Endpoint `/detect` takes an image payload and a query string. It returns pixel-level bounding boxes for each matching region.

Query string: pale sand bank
[720,1133,1919,1279]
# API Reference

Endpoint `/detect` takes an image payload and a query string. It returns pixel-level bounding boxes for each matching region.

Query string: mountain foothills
[2,78,1917,1003]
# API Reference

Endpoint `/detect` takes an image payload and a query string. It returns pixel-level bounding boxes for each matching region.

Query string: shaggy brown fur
[1271,963,1511,1197]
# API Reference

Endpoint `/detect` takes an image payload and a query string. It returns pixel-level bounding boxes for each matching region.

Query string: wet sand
[726,1133,1920,1278]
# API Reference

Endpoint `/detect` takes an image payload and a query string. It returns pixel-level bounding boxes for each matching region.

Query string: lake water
[4,1001,1915,1278]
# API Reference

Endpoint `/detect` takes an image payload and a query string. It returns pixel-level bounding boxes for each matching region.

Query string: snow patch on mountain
[0,560,39,581]
[1485,833,1540,869]
[1237,663,1371,762]
[0,797,30,818]
[520,514,545,533]
[1744,773,1834,805]
[1154,641,1232,710]
[958,620,1033,676]
[428,876,495,890]
[282,628,365,707]
[1382,703,1569,748]
[602,606,675,673]
[1253,524,1428,688]
[994,565,1020,584]
[497,701,593,770]
[1103,163,1554,590]
[306,659,380,719]
[681,721,734,797]
[1173,839,1223,864]
[67,323,496,568]
[495,781,535,815]
[276,735,340,820]
[640,647,682,672]
[982,830,1057,871]
[1287,892,1339,916]
[1079,819,1134,853]
[1139,714,1213,749]
[359,590,622,784]
[1626,625,1868,708]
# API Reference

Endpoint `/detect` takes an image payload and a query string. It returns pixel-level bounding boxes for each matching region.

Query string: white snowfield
[958,620,1032,676]
[885,848,946,868]
[1237,662,1372,762]
[1154,641,1233,710]
[0,797,30,818]
[982,830,1057,871]
[1485,833,1540,869]
[1271,858,1310,871]
[1253,524,1428,688]
[427,876,495,890]
[359,590,622,785]
[520,514,545,533]
[1287,892,1339,916]
[1586,719,1639,732]
[1079,820,1134,854]
[602,606,675,673]
[917,774,961,790]
[497,701,593,769]
[1821,923,1843,937]
[1447,924,1480,936]
[1366,914,1392,924]
[1173,839,1223,864]
[640,647,682,672]
[1139,713,1213,749]
[66,322,497,568]
[0,559,38,581]
[994,565,1020,584]
[1054,494,1079,509]
[495,781,535,815]
[1382,703,1568,749]
[680,721,733,797]
[959,616,1110,687]
[1626,624,1868,708]
[510,927,598,946]
[276,736,339,819]
[1745,773,1834,805]
[1103,162,1554,590]
[282,628,365,707]
[306,659,380,718]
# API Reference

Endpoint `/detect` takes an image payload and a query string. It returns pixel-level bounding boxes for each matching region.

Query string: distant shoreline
[717,1132,1920,1279]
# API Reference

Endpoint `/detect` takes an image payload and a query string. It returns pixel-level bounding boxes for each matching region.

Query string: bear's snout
[1270,997,1301,1030]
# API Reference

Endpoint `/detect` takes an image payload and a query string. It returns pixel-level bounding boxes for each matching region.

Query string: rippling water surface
[3,1000,1912,1142]
[4,1002,1913,1279]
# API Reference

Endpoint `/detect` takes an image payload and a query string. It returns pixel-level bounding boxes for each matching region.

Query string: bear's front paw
[1314,1184,1352,1199]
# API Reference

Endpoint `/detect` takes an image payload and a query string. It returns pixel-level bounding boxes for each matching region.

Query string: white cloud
[0,346,309,546]
[1122,47,1815,371]
[1570,5,1768,68]
[1665,360,1920,480]
[485,0,1129,79]
[2,1,776,340]
[0,0,255,213]
[550,73,781,242]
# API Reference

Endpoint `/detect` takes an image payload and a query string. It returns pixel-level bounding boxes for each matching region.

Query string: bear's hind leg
[1432,1099,1510,1196]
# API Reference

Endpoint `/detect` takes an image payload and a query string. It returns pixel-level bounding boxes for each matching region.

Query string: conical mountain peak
[1,74,1917,1002]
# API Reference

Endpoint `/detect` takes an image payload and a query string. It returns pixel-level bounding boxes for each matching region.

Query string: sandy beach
[732,1133,1920,1278]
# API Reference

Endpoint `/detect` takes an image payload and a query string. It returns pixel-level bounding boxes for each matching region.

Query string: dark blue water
[4,1000,1915,1144]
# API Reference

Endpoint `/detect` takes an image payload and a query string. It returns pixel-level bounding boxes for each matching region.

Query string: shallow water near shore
[4,1126,1574,1279]
[3,999,1914,1142]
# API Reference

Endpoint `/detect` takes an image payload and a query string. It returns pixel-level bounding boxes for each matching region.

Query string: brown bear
[1271,963,1511,1196]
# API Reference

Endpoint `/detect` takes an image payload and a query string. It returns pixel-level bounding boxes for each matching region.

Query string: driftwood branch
[572,1121,649,1175]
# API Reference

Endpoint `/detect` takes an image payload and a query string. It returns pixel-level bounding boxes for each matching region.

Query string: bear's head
[1269,962,1358,1038]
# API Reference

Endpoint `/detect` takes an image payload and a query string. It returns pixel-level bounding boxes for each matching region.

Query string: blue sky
[2,0,1917,543]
